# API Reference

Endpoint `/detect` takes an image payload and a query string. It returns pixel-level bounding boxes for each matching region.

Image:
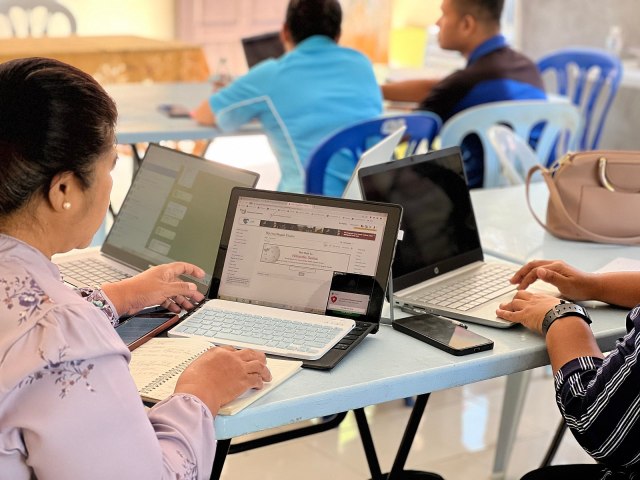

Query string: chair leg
[540,419,568,468]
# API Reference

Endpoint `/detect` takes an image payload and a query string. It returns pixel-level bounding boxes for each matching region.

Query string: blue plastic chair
[305,112,442,195]
[439,100,582,188]
[537,47,623,150]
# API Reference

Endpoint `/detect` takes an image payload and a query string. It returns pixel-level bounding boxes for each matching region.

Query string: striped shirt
[554,305,640,478]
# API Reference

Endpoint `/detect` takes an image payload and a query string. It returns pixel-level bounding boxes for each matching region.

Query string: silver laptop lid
[102,144,259,292]
[342,125,407,200]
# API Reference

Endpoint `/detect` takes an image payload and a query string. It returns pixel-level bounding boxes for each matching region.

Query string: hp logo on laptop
[434,267,440,275]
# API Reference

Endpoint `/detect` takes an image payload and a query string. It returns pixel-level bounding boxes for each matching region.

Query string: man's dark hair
[0,57,117,217]
[454,0,504,24]
[285,0,342,44]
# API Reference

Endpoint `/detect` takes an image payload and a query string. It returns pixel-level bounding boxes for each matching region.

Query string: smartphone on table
[392,313,494,356]
[115,312,180,351]
[157,103,192,118]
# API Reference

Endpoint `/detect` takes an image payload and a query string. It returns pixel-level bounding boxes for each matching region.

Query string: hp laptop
[342,125,407,200]
[241,31,285,68]
[55,144,260,294]
[359,147,523,329]
[169,187,402,370]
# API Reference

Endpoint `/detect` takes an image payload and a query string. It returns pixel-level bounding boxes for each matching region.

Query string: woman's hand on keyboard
[102,262,206,316]
[175,346,272,415]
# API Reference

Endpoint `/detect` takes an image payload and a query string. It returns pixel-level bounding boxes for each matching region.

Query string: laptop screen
[358,147,483,292]
[242,32,285,68]
[102,144,259,291]
[210,188,402,323]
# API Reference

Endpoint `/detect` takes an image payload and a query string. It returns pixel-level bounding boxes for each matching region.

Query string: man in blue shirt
[192,0,382,195]
[383,0,546,188]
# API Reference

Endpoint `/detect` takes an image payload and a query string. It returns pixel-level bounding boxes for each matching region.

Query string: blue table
[106,82,262,144]
[472,182,639,479]
[210,183,628,479]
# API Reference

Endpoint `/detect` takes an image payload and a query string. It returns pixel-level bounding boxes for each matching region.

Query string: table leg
[209,438,231,480]
[491,370,532,480]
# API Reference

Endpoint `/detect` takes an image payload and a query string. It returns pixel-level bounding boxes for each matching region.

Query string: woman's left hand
[102,262,206,316]
[496,290,562,334]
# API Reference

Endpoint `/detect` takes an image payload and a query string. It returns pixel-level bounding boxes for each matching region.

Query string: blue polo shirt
[210,35,383,194]
[419,35,546,187]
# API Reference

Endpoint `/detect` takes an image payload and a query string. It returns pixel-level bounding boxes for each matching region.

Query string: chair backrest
[487,125,541,186]
[0,0,76,37]
[537,47,622,150]
[305,112,442,195]
[439,100,582,188]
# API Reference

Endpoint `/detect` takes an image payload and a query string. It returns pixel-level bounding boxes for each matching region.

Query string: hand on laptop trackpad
[528,280,561,296]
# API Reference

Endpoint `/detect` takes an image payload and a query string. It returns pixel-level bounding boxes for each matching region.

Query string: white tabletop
[471,182,640,270]
[106,82,262,144]
[213,183,629,440]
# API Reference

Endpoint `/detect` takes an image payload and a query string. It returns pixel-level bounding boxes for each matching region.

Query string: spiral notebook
[129,338,302,415]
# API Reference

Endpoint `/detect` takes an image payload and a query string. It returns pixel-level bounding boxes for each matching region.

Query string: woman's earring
[62,201,71,210]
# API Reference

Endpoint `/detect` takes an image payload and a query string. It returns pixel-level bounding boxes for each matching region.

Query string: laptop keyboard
[407,263,518,311]
[58,258,133,287]
[169,301,355,360]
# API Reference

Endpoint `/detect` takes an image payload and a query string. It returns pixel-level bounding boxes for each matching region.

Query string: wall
[518,0,640,150]
[59,0,175,40]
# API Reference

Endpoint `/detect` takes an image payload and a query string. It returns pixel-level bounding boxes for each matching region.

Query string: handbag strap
[525,166,640,244]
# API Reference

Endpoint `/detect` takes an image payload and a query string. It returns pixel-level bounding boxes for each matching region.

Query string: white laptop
[55,144,259,294]
[341,125,406,200]
[358,147,555,329]
[169,187,402,367]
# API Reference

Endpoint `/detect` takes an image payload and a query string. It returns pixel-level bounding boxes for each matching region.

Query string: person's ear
[460,13,477,36]
[48,171,77,213]
[281,24,294,51]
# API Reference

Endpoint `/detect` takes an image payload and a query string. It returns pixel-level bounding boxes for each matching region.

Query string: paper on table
[595,257,640,274]
[129,338,302,415]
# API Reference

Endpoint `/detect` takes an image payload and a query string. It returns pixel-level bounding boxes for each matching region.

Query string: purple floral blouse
[0,235,216,479]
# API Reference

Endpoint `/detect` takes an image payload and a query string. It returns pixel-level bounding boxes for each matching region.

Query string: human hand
[190,100,216,126]
[510,260,596,301]
[175,346,271,415]
[496,290,562,334]
[102,262,206,316]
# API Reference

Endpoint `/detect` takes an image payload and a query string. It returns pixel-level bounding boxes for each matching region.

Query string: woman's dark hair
[285,0,342,45]
[0,57,117,217]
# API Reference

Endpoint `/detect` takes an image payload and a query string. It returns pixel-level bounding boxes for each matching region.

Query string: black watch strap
[542,301,592,336]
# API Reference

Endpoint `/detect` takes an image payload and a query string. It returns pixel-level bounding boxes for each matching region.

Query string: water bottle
[605,25,624,57]
[211,57,232,91]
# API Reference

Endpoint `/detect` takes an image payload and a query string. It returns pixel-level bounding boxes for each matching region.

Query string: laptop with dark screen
[358,147,522,328]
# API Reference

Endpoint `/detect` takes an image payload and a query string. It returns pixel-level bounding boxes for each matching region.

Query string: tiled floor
[219,368,594,480]
[110,141,594,480]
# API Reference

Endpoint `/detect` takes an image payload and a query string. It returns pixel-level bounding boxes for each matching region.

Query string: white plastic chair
[487,125,542,186]
[0,0,76,37]
[439,100,582,188]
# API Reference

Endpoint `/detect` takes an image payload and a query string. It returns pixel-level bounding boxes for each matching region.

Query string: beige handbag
[526,151,640,245]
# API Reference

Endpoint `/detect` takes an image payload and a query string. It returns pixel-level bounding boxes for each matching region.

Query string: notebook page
[129,338,302,415]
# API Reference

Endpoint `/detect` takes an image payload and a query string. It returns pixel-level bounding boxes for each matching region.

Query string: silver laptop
[169,187,402,368]
[359,147,524,328]
[55,144,259,294]
[341,125,406,200]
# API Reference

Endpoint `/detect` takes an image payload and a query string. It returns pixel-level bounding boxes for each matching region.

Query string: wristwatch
[542,301,592,336]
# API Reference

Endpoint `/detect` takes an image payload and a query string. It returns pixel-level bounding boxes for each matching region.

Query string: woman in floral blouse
[0,57,270,480]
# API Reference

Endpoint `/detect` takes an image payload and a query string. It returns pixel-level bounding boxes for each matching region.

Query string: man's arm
[191,100,218,126]
[381,78,441,103]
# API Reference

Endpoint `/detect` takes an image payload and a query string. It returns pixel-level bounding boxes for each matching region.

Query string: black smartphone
[115,312,180,351]
[157,103,192,118]
[392,314,494,356]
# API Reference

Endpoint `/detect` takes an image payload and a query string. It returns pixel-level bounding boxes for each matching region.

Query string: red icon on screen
[330,295,337,303]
